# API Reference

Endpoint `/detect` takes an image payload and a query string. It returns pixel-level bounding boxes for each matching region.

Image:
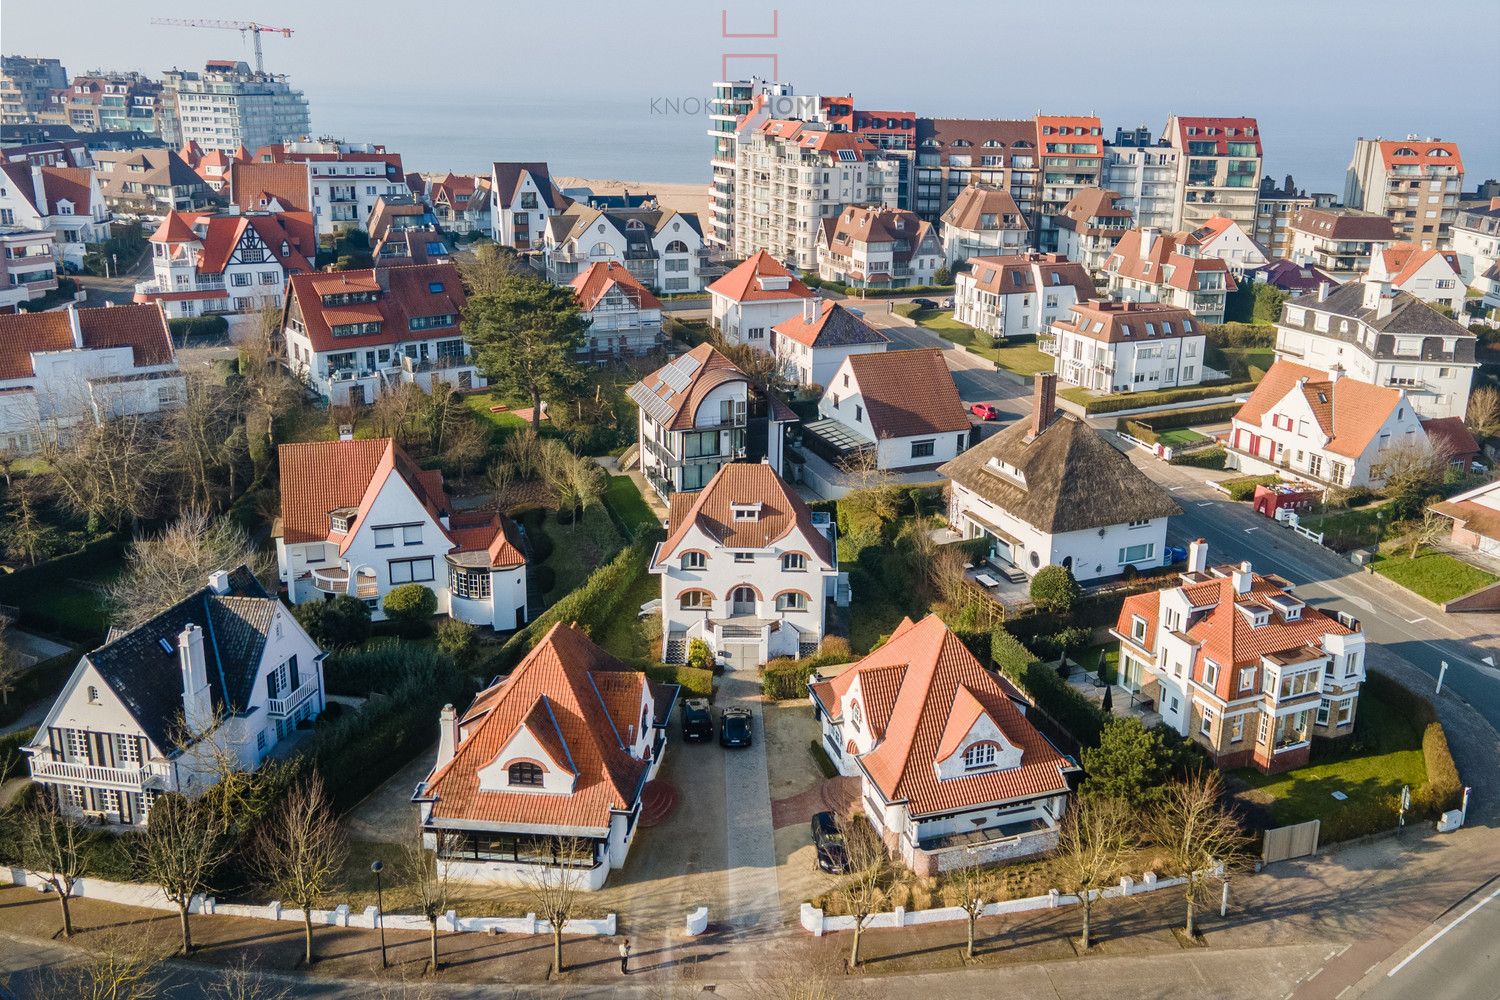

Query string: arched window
[665,240,689,253]
[849,699,863,732]
[730,586,757,614]
[963,743,996,771]
[681,551,706,570]
[626,218,645,231]
[590,241,615,258]
[679,589,713,610]
[508,762,543,786]
[776,591,807,612]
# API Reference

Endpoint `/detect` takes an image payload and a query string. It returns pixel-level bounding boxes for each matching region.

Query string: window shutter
[47,727,62,761]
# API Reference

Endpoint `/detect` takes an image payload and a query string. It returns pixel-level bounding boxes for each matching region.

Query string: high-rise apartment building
[0,56,68,125]
[39,73,162,134]
[706,78,803,251]
[160,60,310,152]
[1164,115,1263,232]
[1344,137,1465,248]
[1035,116,1104,251]
[1102,126,1180,231]
[1255,175,1313,259]
[913,118,1038,225]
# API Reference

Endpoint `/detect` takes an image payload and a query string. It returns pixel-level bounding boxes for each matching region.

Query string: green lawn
[1157,428,1210,448]
[594,564,661,662]
[535,506,624,599]
[898,306,1054,377]
[1208,345,1276,379]
[1373,551,1498,604]
[462,390,530,437]
[2,551,125,642]
[1298,505,1389,552]
[1234,691,1425,837]
[604,475,661,536]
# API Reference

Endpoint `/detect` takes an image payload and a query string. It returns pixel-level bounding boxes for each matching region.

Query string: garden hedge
[0,535,123,643]
[168,315,229,341]
[1169,446,1228,470]
[1072,381,1258,415]
[1361,672,1463,818]
[1118,403,1242,444]
[0,646,86,727]
[990,626,1106,750]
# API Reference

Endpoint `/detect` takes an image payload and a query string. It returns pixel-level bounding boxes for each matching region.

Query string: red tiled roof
[1106,229,1237,293]
[963,253,1094,300]
[1055,188,1132,233]
[157,211,315,275]
[1172,116,1262,155]
[1379,244,1460,288]
[423,624,655,831]
[230,162,311,213]
[707,251,812,303]
[654,462,833,568]
[571,261,662,312]
[843,349,968,438]
[1233,360,1405,459]
[627,342,749,432]
[823,206,936,262]
[285,262,465,354]
[1052,298,1199,344]
[941,183,1028,232]
[813,615,1070,817]
[1117,591,1162,656]
[1188,577,1353,674]
[1036,115,1103,156]
[0,304,175,381]
[1421,417,1479,460]
[1378,140,1463,174]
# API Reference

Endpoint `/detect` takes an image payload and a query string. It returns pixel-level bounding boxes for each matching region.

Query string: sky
[4,0,1497,188]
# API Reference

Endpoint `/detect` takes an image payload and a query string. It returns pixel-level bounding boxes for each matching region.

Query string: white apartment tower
[160,60,310,152]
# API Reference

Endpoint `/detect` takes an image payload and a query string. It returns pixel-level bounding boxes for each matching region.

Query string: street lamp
[371,859,387,968]
[1376,510,1386,546]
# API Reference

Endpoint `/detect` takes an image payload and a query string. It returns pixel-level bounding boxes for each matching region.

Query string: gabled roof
[423,623,667,831]
[940,411,1181,533]
[811,615,1070,817]
[229,162,311,213]
[627,343,748,432]
[0,162,93,216]
[284,262,465,354]
[1376,243,1460,288]
[0,304,174,381]
[772,301,887,350]
[842,349,968,439]
[823,205,936,266]
[80,567,280,753]
[1051,298,1198,344]
[1233,360,1406,459]
[940,183,1028,232]
[1289,208,1397,242]
[707,250,813,303]
[963,253,1094,300]
[655,462,832,566]
[571,261,662,312]
[1055,187,1132,233]
[492,161,566,211]
[146,210,315,276]
[1106,229,1237,293]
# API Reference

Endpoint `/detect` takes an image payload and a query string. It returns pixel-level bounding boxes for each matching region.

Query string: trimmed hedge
[1362,672,1463,818]
[0,646,86,727]
[168,315,229,341]
[1118,403,1242,444]
[644,662,713,700]
[1071,381,1258,415]
[0,535,124,643]
[800,274,955,298]
[990,626,1106,750]
[1170,445,1228,470]
[1220,474,1280,502]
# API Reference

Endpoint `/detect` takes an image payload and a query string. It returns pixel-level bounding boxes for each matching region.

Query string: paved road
[718,658,781,938]
[1358,877,1500,1000]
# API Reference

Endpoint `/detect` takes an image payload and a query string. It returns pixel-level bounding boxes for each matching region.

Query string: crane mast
[149,18,295,75]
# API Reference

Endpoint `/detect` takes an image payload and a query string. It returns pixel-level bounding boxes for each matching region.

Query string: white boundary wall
[799,871,1187,936]
[5,868,617,937]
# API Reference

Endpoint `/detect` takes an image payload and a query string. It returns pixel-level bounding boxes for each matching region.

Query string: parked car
[912,297,938,309]
[810,811,849,873]
[681,698,713,742]
[719,707,753,748]
[940,296,954,309]
[970,402,1000,421]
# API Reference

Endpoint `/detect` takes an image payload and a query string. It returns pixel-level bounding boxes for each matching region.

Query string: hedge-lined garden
[1061,380,1258,415]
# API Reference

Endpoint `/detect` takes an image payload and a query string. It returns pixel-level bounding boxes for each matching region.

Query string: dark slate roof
[1283,282,1476,363]
[939,414,1182,533]
[85,566,277,753]
[492,161,563,210]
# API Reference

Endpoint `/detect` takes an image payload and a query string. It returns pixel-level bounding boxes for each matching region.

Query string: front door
[730,586,756,617]
[348,383,366,406]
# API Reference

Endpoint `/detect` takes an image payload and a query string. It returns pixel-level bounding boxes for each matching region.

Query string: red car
[970,402,1000,421]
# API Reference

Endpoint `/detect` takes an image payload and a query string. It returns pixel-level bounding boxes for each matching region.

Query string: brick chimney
[1030,372,1057,438]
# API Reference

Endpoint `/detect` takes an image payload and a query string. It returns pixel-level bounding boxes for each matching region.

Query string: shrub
[1221,475,1280,502]
[168,315,229,342]
[1072,381,1259,415]
[1170,446,1228,470]
[1029,565,1079,615]
[991,625,1106,748]
[534,564,558,594]
[1327,485,1376,508]
[435,618,479,667]
[644,661,713,699]
[382,583,437,623]
[819,635,852,660]
[686,638,714,670]
[1033,625,1090,659]
[292,594,371,649]
[1205,321,1276,348]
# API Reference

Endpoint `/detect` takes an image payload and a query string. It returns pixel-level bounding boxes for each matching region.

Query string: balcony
[268,677,319,718]
[30,757,168,789]
[402,353,473,374]
[310,564,378,599]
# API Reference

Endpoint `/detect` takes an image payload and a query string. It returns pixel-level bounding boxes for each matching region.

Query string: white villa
[708,250,814,349]
[0,160,110,268]
[816,205,943,290]
[0,303,185,456]
[1045,298,1205,393]
[770,300,888,390]
[25,568,325,827]
[415,623,677,890]
[810,348,970,472]
[650,462,840,668]
[940,182,1031,266]
[953,253,1094,343]
[543,204,708,293]
[275,437,528,631]
[490,161,569,251]
[570,261,664,360]
[1367,243,1465,314]
[134,209,316,321]
[281,262,485,406]
[810,614,1076,875]
[939,374,1181,583]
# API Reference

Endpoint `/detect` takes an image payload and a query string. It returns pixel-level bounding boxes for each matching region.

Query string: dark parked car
[681,698,712,742]
[810,811,849,873]
[912,297,939,309]
[719,707,753,748]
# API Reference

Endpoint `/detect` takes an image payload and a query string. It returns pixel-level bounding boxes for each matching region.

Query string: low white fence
[799,871,1186,936]
[4,868,617,937]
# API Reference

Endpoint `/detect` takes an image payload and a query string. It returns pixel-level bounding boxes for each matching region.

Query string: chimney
[435,704,458,769]
[1328,364,1344,384]
[337,423,354,442]
[1187,538,1208,574]
[207,570,231,595]
[804,294,819,322]
[1232,560,1253,595]
[1316,281,1330,303]
[1139,227,1158,257]
[66,305,83,349]
[1362,276,1391,314]
[1030,372,1057,438]
[178,624,213,735]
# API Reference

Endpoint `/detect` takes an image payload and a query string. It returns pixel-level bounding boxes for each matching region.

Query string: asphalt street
[1360,877,1500,1000]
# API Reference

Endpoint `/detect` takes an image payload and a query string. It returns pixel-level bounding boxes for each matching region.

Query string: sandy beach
[555,176,712,221]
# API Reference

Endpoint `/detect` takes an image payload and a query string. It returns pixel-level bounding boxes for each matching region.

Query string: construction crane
[149,18,294,75]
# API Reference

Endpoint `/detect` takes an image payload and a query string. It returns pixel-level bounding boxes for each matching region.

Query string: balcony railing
[268,678,319,718]
[31,758,168,789]
[402,353,473,373]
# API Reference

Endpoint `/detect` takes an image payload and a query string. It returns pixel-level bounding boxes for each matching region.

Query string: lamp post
[1376,510,1385,546]
[371,859,387,968]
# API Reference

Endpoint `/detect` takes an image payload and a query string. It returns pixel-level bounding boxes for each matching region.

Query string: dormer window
[1131,615,1147,642]
[681,551,706,571]
[507,762,543,787]
[731,502,762,522]
[329,507,357,534]
[962,743,996,771]
[849,698,863,732]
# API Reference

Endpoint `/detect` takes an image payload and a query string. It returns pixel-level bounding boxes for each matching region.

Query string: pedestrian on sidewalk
[619,938,631,975]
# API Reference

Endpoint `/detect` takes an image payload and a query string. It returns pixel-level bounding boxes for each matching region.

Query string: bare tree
[567,455,608,525]
[519,836,591,976]
[250,772,348,966]
[1146,771,1252,938]
[2,479,55,566]
[456,241,526,299]
[486,460,517,513]
[105,510,270,629]
[240,305,305,450]
[502,428,544,481]
[401,829,454,972]
[161,371,251,513]
[41,415,164,533]
[1050,794,1135,950]
[1466,384,1500,441]
[370,383,428,449]
[18,790,91,938]
[443,416,490,484]
[1404,510,1451,559]
[26,926,164,1000]
[137,791,229,955]
[832,814,889,970]
[1370,435,1454,519]
[0,612,24,706]
[949,850,998,960]
[207,958,289,1000]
